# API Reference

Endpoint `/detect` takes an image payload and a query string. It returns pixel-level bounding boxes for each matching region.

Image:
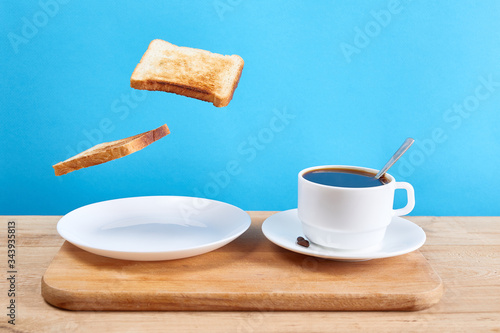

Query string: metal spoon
[374,137,415,179]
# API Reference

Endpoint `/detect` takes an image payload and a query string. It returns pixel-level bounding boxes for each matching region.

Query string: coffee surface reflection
[303,168,390,188]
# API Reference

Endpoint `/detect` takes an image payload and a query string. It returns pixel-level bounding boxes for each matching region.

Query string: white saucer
[57,196,251,261]
[261,209,426,261]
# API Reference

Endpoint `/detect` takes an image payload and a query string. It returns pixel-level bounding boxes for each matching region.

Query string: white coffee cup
[298,165,415,250]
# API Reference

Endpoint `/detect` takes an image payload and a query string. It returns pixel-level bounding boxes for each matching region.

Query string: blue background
[1,0,499,215]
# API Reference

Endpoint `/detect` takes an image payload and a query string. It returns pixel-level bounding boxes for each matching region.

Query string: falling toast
[130,39,244,107]
[53,124,170,176]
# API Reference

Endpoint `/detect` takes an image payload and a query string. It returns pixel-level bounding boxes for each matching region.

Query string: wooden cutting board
[41,220,443,311]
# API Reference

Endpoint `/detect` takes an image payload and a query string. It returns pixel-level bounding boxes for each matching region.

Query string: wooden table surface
[1,214,499,333]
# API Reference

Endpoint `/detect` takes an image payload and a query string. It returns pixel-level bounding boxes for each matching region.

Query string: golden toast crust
[130,39,244,107]
[52,124,170,176]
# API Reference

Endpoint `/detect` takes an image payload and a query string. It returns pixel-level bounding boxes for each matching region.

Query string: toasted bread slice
[53,124,170,176]
[130,39,244,107]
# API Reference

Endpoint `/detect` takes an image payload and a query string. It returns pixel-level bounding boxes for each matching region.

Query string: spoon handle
[375,138,415,179]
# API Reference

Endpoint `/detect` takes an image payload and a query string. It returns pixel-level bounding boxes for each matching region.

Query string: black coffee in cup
[302,168,390,188]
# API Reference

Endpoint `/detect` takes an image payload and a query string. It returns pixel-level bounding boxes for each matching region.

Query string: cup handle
[393,182,415,216]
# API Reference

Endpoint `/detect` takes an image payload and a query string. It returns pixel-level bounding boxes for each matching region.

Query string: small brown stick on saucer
[130,39,244,107]
[52,124,170,176]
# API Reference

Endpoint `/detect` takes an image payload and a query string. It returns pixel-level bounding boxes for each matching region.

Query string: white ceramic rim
[56,195,251,255]
[261,209,426,261]
[299,165,395,191]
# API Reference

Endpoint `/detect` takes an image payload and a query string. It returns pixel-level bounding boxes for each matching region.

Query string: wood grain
[41,224,443,311]
[1,214,499,333]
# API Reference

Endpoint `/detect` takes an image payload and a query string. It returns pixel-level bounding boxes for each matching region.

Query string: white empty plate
[262,209,426,261]
[57,196,251,261]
